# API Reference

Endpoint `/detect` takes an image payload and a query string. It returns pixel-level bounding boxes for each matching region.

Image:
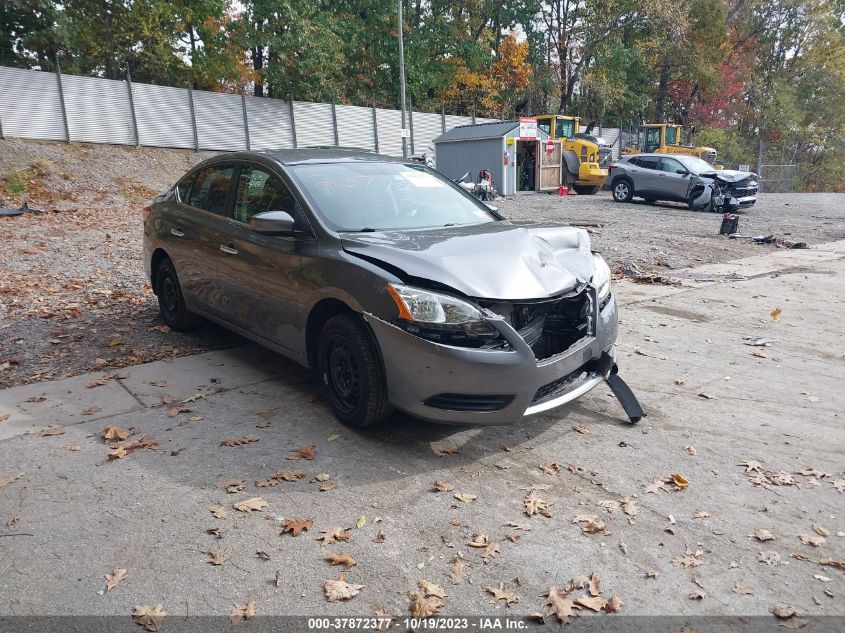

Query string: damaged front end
[690,170,759,213]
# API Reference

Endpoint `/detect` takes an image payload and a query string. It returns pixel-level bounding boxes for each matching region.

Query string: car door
[657,157,692,201]
[216,163,306,352]
[163,163,236,316]
[633,156,661,195]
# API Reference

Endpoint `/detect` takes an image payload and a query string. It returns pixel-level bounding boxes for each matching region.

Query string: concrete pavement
[1,241,843,622]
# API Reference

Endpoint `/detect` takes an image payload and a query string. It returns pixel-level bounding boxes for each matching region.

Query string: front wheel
[318,314,392,428]
[155,258,201,331]
[573,185,599,195]
[612,179,634,202]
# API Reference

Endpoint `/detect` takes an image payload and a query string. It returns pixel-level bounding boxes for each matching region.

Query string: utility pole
[397,0,408,158]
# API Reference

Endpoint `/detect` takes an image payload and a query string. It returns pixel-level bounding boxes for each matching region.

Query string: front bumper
[364,294,618,425]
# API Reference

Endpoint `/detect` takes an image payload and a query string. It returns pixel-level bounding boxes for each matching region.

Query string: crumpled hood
[341,223,596,300]
[701,169,757,183]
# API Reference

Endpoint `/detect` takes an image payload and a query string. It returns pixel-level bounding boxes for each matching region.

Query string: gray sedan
[143,149,639,427]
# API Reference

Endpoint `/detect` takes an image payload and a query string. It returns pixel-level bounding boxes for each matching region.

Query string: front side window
[189,165,235,215]
[660,157,684,173]
[234,166,296,224]
[290,163,498,232]
[555,119,575,139]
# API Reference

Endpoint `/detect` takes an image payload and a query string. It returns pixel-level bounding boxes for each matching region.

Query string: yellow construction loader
[535,114,610,194]
[623,124,718,164]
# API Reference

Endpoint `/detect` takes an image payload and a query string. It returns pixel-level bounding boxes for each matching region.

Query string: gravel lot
[2,139,844,389]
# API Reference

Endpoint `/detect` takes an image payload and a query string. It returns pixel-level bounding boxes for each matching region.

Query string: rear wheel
[573,185,599,195]
[155,258,201,331]
[612,179,634,202]
[318,314,391,428]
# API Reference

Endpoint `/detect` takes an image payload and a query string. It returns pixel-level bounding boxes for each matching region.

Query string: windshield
[678,155,718,175]
[290,163,498,231]
[556,119,575,138]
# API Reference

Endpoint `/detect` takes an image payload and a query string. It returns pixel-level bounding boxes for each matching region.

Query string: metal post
[397,0,408,158]
[441,107,446,134]
[408,104,414,155]
[241,91,250,150]
[756,136,764,193]
[0,114,4,140]
[331,99,339,147]
[54,57,70,143]
[471,111,476,125]
[372,105,379,153]
[125,68,140,146]
[187,87,199,152]
[288,97,297,148]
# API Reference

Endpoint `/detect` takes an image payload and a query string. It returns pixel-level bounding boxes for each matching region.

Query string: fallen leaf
[25,395,46,403]
[573,514,599,524]
[800,534,825,547]
[831,479,845,493]
[486,582,518,605]
[320,482,335,492]
[229,601,256,623]
[409,592,442,617]
[209,505,228,519]
[40,425,65,436]
[482,543,501,560]
[233,497,268,513]
[692,511,710,519]
[672,473,689,490]
[468,533,489,548]
[206,527,226,538]
[220,436,258,447]
[543,586,576,623]
[325,576,363,602]
[524,490,552,517]
[813,574,832,583]
[605,596,623,613]
[812,524,830,537]
[166,406,190,417]
[755,529,777,542]
[5,514,20,527]
[356,515,367,529]
[645,570,660,578]
[732,583,754,595]
[576,595,607,611]
[327,433,340,441]
[208,550,225,566]
[433,480,455,492]
[697,392,714,400]
[819,558,845,572]
[256,551,270,561]
[454,493,476,503]
[689,590,707,600]
[581,519,610,535]
[282,518,313,536]
[132,604,166,631]
[81,405,102,415]
[686,445,697,456]
[759,551,781,565]
[506,534,521,543]
[269,470,305,482]
[439,446,460,455]
[507,521,532,531]
[588,572,601,597]
[770,605,797,619]
[315,473,331,482]
[739,460,763,472]
[318,527,352,545]
[275,571,282,587]
[644,478,669,494]
[450,557,469,585]
[101,426,129,441]
[287,445,315,460]
[418,580,447,598]
[105,567,127,591]
[216,479,245,494]
[621,498,638,516]
[324,552,357,568]
[0,473,24,488]
[373,530,385,543]
[572,425,590,434]
[538,462,561,475]
[674,377,686,385]
[771,307,782,321]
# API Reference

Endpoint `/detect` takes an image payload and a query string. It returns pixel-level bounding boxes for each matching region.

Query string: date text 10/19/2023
[307,617,530,630]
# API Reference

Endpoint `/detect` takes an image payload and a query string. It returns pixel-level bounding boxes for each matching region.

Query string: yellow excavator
[535,114,611,194]
[623,124,718,164]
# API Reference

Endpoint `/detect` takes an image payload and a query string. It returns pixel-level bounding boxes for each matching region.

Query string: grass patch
[1,160,54,195]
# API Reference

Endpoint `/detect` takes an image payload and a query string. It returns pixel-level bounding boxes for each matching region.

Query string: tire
[573,185,599,195]
[611,178,634,202]
[318,314,392,428]
[154,258,201,331]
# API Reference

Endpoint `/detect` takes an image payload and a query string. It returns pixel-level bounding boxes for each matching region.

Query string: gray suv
[143,150,640,428]
[609,153,758,212]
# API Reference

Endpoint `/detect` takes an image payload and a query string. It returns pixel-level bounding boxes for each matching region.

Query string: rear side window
[639,157,660,170]
[628,157,641,167]
[189,165,235,215]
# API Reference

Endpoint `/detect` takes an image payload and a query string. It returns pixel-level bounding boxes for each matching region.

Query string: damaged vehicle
[609,153,758,212]
[143,149,642,428]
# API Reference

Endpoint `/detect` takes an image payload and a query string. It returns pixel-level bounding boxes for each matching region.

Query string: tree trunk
[252,46,264,97]
[655,64,670,121]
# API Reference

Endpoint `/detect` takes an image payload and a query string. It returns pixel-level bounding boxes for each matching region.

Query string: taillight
[142,205,152,227]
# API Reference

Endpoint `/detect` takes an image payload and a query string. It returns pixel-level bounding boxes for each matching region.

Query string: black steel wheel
[318,314,391,428]
[155,258,201,331]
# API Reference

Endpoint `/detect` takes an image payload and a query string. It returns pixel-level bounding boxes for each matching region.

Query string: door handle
[170,227,185,237]
[219,244,238,255]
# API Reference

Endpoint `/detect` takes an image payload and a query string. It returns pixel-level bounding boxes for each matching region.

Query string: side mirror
[250,210,296,235]
[676,169,689,175]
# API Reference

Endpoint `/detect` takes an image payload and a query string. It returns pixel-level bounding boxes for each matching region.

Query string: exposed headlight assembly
[592,254,611,303]
[387,283,499,346]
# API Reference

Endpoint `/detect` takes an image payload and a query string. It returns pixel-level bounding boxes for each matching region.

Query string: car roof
[202,148,410,167]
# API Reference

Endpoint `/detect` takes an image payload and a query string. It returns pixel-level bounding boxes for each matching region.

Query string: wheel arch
[305,298,355,370]
[150,248,171,293]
